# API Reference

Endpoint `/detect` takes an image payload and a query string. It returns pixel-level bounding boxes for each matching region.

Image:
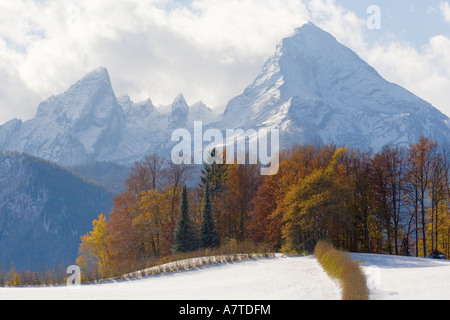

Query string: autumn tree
[408,136,438,257]
[106,191,145,273]
[429,150,448,252]
[370,145,407,255]
[126,154,165,195]
[281,148,353,253]
[249,173,283,248]
[136,188,180,258]
[77,214,110,278]
[219,162,261,240]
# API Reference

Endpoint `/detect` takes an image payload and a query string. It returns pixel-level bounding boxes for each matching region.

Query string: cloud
[0,0,312,124]
[441,1,450,22]
[365,36,450,117]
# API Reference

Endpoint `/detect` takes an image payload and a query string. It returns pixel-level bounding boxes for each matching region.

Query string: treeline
[0,265,71,287]
[78,137,450,279]
[254,136,450,258]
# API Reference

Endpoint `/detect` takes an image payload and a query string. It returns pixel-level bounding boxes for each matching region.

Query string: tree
[137,188,179,258]
[126,154,166,195]
[219,162,261,240]
[429,151,447,252]
[200,184,220,249]
[200,148,227,199]
[281,148,353,252]
[173,185,198,253]
[249,173,283,248]
[371,145,407,255]
[77,214,110,278]
[408,137,438,257]
[106,191,146,273]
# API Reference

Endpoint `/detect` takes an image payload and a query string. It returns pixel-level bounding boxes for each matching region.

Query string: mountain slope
[0,151,115,271]
[220,23,450,151]
[0,70,218,166]
[69,161,130,193]
[0,23,449,165]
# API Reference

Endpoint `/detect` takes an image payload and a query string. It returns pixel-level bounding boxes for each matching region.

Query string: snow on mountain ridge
[0,23,449,165]
[220,22,450,151]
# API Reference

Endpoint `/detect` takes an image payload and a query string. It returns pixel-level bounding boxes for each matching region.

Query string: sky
[0,0,450,125]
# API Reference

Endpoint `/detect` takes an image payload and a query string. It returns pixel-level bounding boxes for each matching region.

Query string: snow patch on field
[352,253,450,300]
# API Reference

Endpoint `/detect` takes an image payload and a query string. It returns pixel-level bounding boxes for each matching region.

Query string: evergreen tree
[200,184,220,249]
[173,185,198,253]
[200,148,227,199]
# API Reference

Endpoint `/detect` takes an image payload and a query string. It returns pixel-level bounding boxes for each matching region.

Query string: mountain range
[0,23,448,167]
[0,151,114,271]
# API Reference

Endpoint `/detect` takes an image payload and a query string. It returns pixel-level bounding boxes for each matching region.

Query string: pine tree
[200,184,220,249]
[173,185,198,253]
[200,148,227,199]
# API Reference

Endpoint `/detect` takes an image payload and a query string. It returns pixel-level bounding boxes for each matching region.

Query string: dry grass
[314,241,369,300]
[90,239,276,283]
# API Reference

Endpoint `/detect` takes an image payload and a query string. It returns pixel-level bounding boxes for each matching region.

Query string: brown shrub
[314,241,369,300]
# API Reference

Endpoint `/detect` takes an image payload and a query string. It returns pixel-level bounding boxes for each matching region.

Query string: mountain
[0,68,219,166]
[0,23,449,166]
[69,161,130,193]
[220,22,450,151]
[0,68,125,166]
[0,151,115,271]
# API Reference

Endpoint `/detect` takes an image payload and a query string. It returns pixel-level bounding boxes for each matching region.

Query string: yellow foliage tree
[77,213,110,278]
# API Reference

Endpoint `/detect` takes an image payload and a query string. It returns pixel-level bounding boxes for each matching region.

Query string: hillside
[0,151,115,271]
[69,161,130,193]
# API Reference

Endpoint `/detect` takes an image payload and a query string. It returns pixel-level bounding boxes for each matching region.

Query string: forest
[77,136,450,279]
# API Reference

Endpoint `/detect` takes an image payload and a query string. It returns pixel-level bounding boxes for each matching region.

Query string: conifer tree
[200,148,227,199]
[173,185,198,253]
[200,184,220,249]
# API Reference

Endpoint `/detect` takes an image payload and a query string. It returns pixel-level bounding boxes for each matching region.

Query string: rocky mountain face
[0,68,219,166]
[219,22,450,151]
[0,151,114,271]
[1,24,448,167]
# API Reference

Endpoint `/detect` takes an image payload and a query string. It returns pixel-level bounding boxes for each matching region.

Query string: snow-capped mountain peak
[220,22,450,150]
[0,24,449,166]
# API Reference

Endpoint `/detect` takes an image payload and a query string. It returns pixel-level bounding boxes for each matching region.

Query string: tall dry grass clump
[314,241,369,300]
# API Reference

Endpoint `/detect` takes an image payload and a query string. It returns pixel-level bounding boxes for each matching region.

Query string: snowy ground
[1,253,448,300]
[352,253,450,300]
[0,255,342,300]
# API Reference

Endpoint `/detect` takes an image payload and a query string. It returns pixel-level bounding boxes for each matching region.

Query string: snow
[352,253,450,300]
[0,253,449,300]
[1,24,449,166]
[0,255,341,300]
[219,22,450,152]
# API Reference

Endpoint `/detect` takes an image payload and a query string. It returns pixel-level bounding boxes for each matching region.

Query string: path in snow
[0,255,342,300]
[352,253,450,300]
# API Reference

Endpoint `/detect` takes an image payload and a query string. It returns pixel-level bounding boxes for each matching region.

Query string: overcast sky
[1,0,450,125]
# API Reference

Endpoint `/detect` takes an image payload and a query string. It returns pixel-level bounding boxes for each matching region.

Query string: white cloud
[441,1,450,22]
[365,37,450,117]
[0,0,312,124]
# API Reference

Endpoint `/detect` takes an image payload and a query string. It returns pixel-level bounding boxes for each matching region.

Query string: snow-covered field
[352,253,450,300]
[0,253,448,300]
[0,255,341,300]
